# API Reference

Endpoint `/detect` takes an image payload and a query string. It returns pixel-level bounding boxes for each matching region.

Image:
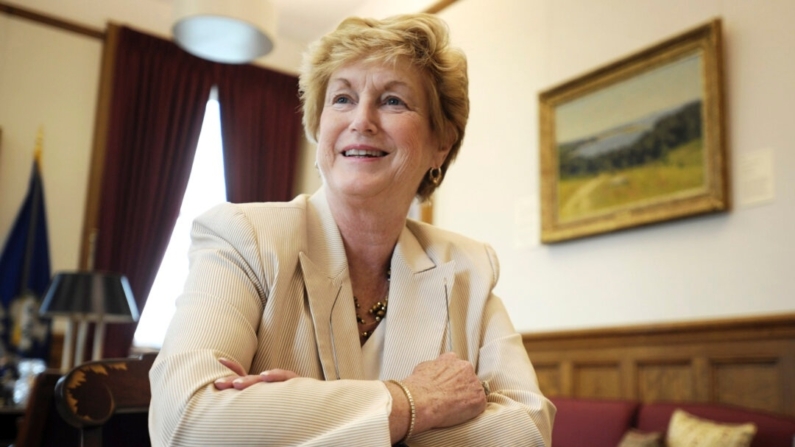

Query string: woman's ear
[434,126,456,166]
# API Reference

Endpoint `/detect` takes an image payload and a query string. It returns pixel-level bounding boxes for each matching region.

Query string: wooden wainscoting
[523,313,795,417]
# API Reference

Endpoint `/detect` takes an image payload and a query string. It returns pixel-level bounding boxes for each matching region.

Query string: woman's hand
[401,352,487,433]
[213,357,298,390]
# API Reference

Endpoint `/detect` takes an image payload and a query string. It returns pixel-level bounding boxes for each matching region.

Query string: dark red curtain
[216,64,303,203]
[93,26,303,358]
[95,26,215,358]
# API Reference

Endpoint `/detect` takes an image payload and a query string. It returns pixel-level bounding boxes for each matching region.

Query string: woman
[149,13,554,446]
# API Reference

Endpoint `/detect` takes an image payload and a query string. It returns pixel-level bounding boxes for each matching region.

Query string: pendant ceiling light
[172,0,277,64]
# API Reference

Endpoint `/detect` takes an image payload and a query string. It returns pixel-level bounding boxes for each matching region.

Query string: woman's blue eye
[385,97,404,106]
[333,95,350,104]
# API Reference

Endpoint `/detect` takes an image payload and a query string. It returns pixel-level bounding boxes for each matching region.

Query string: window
[133,92,226,349]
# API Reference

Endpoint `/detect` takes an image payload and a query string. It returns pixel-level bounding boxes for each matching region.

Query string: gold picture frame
[539,19,728,243]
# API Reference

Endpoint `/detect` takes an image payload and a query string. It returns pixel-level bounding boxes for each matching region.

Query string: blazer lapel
[301,254,366,381]
[301,189,364,381]
[381,226,456,380]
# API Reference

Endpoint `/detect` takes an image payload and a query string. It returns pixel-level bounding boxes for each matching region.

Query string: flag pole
[18,128,45,299]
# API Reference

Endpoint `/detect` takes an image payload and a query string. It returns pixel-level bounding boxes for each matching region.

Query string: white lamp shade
[173,0,277,64]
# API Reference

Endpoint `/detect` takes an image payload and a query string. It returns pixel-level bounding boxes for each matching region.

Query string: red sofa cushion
[550,397,639,447]
[637,402,795,447]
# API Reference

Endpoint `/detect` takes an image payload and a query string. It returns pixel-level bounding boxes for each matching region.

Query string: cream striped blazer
[149,188,555,446]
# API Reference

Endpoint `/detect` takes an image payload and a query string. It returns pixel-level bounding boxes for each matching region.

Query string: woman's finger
[232,375,266,390]
[438,351,459,361]
[218,357,247,376]
[215,374,268,390]
[214,359,300,390]
[259,369,299,382]
[213,375,240,390]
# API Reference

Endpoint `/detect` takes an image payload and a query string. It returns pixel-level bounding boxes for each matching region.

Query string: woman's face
[316,58,449,206]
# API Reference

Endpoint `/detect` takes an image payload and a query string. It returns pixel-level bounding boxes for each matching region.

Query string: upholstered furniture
[550,397,795,447]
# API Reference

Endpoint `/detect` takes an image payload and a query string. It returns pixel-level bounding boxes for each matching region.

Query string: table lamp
[39,272,139,373]
[172,0,277,64]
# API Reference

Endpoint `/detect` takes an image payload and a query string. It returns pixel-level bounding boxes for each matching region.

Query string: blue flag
[0,157,52,361]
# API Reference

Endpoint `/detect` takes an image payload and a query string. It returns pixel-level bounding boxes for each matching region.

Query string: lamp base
[74,319,89,367]
[60,318,75,373]
[92,321,106,360]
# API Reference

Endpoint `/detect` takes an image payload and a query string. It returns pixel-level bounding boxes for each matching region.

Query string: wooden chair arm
[54,352,157,429]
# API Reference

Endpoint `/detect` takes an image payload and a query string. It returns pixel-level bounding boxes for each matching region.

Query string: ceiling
[272,0,370,42]
[159,0,443,44]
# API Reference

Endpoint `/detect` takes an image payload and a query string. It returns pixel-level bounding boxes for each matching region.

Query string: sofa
[550,397,795,447]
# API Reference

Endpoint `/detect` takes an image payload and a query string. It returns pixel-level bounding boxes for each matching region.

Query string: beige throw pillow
[666,408,757,447]
[617,429,662,447]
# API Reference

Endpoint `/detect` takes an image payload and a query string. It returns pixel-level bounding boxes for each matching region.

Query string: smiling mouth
[343,149,387,158]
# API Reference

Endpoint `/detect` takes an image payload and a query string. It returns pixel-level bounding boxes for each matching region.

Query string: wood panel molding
[523,313,795,417]
[423,0,460,14]
[0,2,104,39]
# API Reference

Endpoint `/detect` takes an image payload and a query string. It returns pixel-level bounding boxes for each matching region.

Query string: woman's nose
[350,103,378,134]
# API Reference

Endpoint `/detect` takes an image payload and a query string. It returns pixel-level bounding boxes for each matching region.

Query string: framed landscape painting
[539,19,729,243]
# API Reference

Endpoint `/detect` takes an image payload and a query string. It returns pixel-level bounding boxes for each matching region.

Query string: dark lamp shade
[39,272,139,322]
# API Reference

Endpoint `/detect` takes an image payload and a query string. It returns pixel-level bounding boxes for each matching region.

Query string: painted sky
[556,51,704,143]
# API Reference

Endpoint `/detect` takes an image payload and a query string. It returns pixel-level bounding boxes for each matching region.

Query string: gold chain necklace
[354,268,391,342]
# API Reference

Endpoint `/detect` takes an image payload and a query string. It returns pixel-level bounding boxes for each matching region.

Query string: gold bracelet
[388,380,416,441]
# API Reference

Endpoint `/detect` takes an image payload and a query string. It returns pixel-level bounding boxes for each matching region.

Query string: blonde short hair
[299,13,469,200]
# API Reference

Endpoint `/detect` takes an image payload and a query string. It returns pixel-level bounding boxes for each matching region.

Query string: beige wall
[435,0,795,333]
[0,15,100,273]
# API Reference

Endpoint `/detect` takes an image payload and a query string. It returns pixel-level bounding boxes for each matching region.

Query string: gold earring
[428,167,442,186]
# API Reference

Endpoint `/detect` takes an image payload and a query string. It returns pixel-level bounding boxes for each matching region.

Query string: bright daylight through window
[133,94,226,349]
